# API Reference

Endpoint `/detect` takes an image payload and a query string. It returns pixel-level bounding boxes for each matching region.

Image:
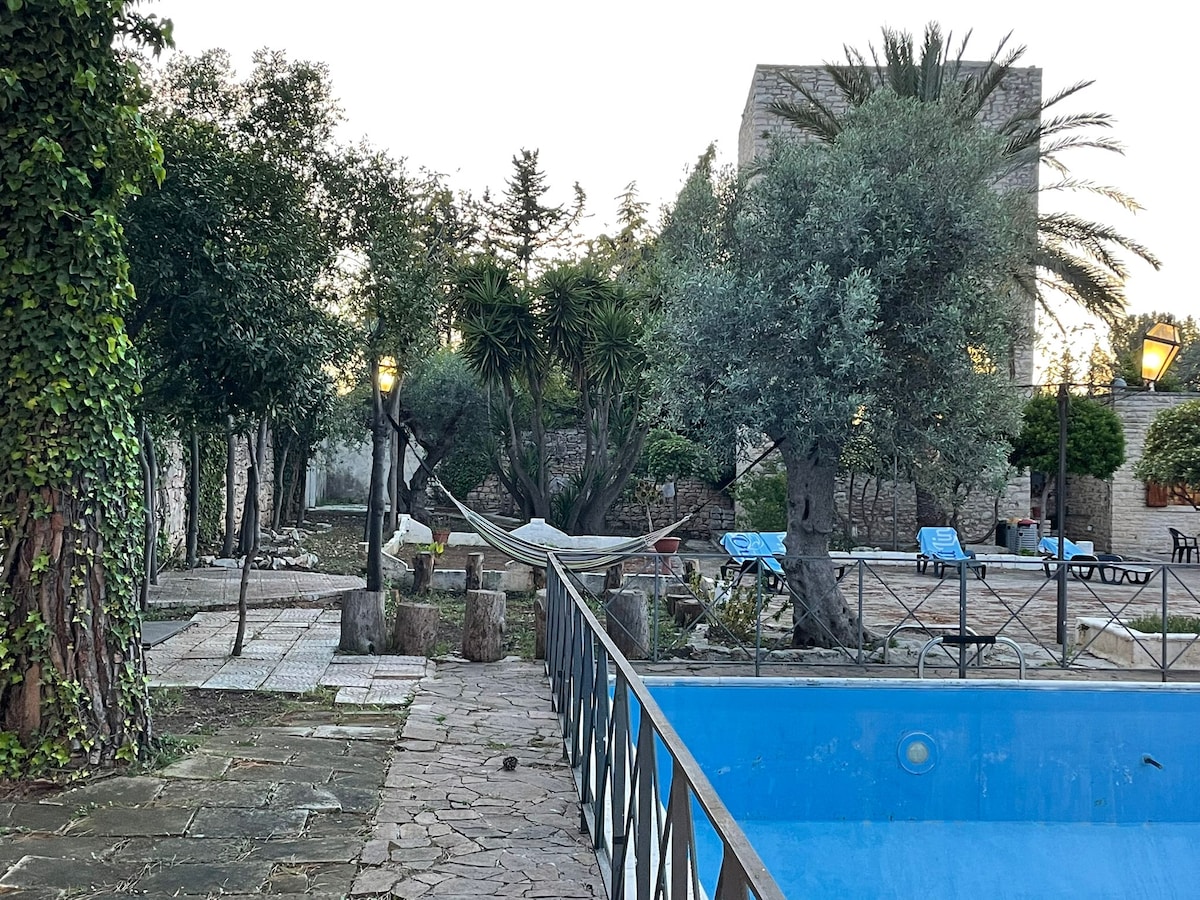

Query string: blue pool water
[646,678,1200,899]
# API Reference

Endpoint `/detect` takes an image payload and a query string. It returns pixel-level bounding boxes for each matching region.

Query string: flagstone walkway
[352,660,605,898]
[146,609,431,706]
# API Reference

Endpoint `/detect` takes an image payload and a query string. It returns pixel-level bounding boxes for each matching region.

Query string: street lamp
[1141,322,1181,390]
[1053,320,1180,646]
[366,356,399,593]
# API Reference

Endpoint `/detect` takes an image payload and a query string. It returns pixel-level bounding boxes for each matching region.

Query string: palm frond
[1034,243,1127,325]
[1040,179,1144,212]
[1039,212,1162,271]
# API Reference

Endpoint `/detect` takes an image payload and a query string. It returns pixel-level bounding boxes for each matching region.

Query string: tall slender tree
[1,0,170,775]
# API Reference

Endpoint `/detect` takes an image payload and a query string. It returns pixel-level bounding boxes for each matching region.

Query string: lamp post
[366,355,398,593]
[1053,321,1180,646]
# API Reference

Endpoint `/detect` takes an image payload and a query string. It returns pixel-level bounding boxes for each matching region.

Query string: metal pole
[1161,563,1169,683]
[1056,382,1069,647]
[958,562,968,679]
[891,455,898,552]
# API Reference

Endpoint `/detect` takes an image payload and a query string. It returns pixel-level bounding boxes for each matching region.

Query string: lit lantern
[1141,322,1181,389]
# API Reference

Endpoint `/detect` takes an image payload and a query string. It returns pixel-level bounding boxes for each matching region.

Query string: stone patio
[146,608,431,706]
[1,661,606,898]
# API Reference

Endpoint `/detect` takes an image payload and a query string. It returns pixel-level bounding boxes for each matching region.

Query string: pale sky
[147,0,1195,350]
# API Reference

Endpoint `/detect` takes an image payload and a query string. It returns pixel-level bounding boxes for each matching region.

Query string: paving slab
[146,608,433,703]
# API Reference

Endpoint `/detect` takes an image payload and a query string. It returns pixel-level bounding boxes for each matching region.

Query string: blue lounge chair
[720,532,785,591]
[916,527,986,579]
[1039,536,1151,584]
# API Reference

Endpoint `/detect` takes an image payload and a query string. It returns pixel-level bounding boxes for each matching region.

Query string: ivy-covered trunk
[0,0,165,775]
[779,442,860,649]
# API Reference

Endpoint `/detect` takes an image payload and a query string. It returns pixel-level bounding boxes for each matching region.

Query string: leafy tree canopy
[1010,393,1126,479]
[657,92,1026,646]
[1134,400,1200,509]
[768,21,1160,327]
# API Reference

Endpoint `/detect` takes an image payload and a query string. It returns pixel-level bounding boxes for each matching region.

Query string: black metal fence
[545,554,786,900]
[563,552,1200,681]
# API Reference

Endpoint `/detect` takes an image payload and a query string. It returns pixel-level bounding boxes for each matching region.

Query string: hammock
[434,479,689,573]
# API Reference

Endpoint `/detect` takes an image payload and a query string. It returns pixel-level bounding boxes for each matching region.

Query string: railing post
[856,558,864,665]
[958,560,968,679]
[636,706,656,899]
[1162,563,1170,683]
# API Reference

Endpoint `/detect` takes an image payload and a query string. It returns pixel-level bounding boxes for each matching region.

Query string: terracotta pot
[432,529,451,545]
[653,537,681,554]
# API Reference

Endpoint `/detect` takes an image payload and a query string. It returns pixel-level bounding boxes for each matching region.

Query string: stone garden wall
[1067,391,1200,555]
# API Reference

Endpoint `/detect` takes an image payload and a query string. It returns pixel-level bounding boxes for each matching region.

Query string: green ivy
[0,0,170,777]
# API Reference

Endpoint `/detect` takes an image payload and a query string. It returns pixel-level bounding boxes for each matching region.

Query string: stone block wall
[1092,391,1199,555]
[155,433,274,559]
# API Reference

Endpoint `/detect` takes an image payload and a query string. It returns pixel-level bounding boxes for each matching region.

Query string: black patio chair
[1169,527,1197,564]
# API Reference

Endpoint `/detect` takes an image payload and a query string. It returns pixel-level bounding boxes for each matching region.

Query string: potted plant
[430,514,451,546]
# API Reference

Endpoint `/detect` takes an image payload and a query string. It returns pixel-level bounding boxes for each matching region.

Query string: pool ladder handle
[881,623,986,665]
[917,634,1026,679]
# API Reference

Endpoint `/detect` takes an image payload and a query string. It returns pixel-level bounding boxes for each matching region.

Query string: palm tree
[767,23,1160,327]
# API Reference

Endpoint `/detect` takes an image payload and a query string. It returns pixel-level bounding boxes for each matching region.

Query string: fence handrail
[546,553,786,900]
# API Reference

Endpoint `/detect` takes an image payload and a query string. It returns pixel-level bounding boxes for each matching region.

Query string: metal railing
[545,554,786,900]
[575,551,1200,680]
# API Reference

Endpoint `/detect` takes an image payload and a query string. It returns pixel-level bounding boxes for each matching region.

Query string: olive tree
[657,94,1026,648]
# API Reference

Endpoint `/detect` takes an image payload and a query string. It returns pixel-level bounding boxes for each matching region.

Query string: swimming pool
[646,678,1200,899]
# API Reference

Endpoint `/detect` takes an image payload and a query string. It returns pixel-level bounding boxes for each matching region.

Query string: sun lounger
[917,527,986,580]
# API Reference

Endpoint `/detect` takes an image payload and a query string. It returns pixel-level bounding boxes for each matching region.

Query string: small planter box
[1076,617,1200,668]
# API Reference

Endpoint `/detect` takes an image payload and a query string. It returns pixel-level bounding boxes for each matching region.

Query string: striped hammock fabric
[435,480,689,572]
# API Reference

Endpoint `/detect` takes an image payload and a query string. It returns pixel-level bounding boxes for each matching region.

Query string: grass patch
[1126,614,1200,634]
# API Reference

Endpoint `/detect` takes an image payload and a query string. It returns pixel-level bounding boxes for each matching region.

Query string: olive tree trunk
[780,442,860,649]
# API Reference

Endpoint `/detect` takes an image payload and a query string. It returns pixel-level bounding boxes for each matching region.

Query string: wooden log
[684,558,699,581]
[674,598,704,627]
[465,552,484,591]
[339,589,385,655]
[462,589,506,662]
[603,562,623,595]
[534,589,548,660]
[606,589,650,660]
[412,551,435,595]
[393,602,439,657]
[665,585,693,615]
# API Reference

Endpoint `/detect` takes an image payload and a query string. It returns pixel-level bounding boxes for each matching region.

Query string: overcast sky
[146,0,1193,351]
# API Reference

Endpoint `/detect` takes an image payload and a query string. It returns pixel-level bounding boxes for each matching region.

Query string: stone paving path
[1,661,604,898]
[0,708,402,898]
[148,568,365,610]
[147,609,431,706]
[353,660,605,899]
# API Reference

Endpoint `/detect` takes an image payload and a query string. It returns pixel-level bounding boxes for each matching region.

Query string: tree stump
[674,598,704,627]
[684,558,699,581]
[606,589,650,659]
[465,552,484,591]
[534,589,548,660]
[393,602,439,656]
[462,589,506,662]
[532,566,546,590]
[412,551,435,595]
[603,562,623,595]
[339,589,385,655]
[665,585,693,615]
